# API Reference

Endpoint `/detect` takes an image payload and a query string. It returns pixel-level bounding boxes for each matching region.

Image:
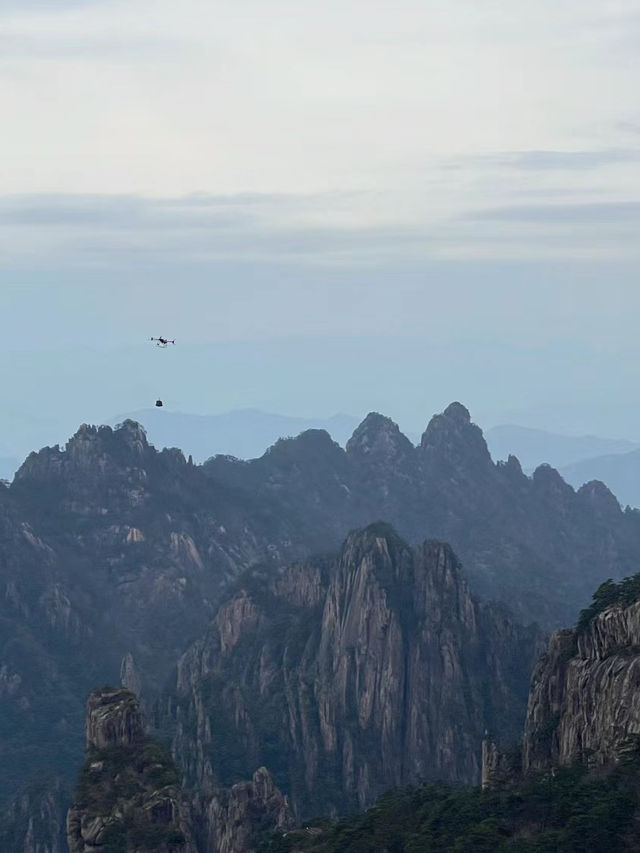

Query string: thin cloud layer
[1,0,640,222]
[0,190,639,268]
[467,200,640,223]
[483,149,640,170]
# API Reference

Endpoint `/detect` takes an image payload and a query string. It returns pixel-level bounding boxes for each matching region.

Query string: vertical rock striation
[192,768,293,853]
[524,598,640,773]
[167,524,542,817]
[67,687,197,853]
[67,687,292,853]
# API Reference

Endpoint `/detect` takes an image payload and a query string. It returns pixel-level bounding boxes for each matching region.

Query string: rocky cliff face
[67,687,197,853]
[166,524,542,817]
[0,779,68,853]
[206,402,640,629]
[67,687,292,853]
[190,769,293,853]
[0,420,308,806]
[3,403,640,841]
[523,597,640,773]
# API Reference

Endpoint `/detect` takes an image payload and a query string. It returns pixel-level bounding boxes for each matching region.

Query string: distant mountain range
[104,412,640,508]
[106,410,639,471]
[485,424,638,471]
[561,449,640,509]
[3,409,639,507]
[485,425,640,508]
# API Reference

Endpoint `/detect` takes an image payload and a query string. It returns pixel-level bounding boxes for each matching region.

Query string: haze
[3,0,640,462]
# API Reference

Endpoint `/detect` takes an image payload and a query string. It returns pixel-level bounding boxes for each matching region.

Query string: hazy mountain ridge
[204,403,640,627]
[561,448,640,509]
[2,403,640,847]
[486,424,638,471]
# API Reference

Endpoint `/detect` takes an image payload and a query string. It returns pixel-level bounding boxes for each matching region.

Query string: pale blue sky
[2,0,640,461]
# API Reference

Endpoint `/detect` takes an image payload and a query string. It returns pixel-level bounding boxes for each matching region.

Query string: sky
[2,0,640,460]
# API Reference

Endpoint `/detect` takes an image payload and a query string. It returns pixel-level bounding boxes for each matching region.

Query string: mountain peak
[339,522,411,574]
[420,402,491,470]
[12,421,156,501]
[346,412,414,462]
[577,480,621,516]
[443,401,471,424]
[532,463,574,496]
[86,687,143,750]
[265,428,343,462]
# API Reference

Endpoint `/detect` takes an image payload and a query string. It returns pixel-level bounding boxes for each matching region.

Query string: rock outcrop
[524,596,640,773]
[166,524,542,817]
[85,687,144,749]
[67,687,293,853]
[191,768,293,853]
[67,687,196,853]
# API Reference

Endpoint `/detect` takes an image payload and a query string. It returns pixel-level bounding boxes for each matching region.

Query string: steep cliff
[1,420,307,804]
[190,768,293,853]
[166,524,542,817]
[206,402,640,629]
[0,779,68,853]
[67,687,196,853]
[67,687,292,853]
[524,579,640,773]
[3,404,640,839]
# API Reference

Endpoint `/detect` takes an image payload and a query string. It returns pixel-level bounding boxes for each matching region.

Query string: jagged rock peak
[339,521,411,570]
[346,412,414,461]
[68,686,196,853]
[68,420,149,458]
[200,767,294,853]
[14,420,152,483]
[577,480,621,515]
[420,401,491,468]
[531,463,574,498]
[111,418,149,450]
[443,401,471,423]
[505,454,523,473]
[86,687,144,750]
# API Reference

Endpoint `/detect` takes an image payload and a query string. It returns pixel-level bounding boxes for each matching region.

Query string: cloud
[0,0,104,9]
[0,192,436,267]
[463,149,640,171]
[616,119,640,136]
[0,32,181,59]
[1,191,640,270]
[466,200,640,223]
[0,193,262,227]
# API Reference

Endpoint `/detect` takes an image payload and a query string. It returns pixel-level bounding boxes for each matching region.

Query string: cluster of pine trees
[262,758,640,853]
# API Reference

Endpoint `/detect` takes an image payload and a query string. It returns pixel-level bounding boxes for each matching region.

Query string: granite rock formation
[190,768,293,853]
[524,596,640,773]
[67,687,196,853]
[166,524,542,816]
[3,404,640,840]
[0,779,68,853]
[67,687,292,853]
